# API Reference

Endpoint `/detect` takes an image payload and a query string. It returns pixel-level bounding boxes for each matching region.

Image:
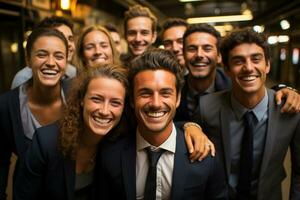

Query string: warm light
[278,35,289,43]
[253,25,264,33]
[280,20,290,30]
[268,36,278,45]
[280,48,286,61]
[61,0,71,10]
[214,24,233,36]
[179,0,205,2]
[23,41,27,48]
[292,48,299,65]
[187,14,253,23]
[10,43,18,53]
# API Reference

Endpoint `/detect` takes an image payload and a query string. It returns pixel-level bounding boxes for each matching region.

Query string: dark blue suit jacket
[174,68,231,122]
[96,126,227,200]
[13,123,96,200]
[0,80,69,199]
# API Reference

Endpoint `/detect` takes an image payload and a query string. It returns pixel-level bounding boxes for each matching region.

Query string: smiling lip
[92,115,112,124]
[239,75,259,81]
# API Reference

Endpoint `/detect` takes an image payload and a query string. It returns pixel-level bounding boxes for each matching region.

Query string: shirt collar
[136,123,177,153]
[187,79,216,98]
[231,88,268,122]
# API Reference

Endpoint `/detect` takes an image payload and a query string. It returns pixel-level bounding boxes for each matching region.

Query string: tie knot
[146,148,165,167]
[243,111,256,127]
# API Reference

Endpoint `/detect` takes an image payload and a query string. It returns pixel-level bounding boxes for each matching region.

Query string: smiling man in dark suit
[196,28,300,200]
[96,48,227,200]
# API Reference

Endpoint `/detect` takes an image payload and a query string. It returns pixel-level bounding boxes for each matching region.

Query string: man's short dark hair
[104,23,120,34]
[129,48,185,95]
[220,27,270,70]
[162,18,188,33]
[124,5,157,34]
[183,23,221,52]
[36,16,73,31]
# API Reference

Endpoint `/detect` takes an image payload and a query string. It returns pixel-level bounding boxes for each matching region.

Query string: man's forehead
[186,32,217,44]
[230,43,264,57]
[127,17,153,29]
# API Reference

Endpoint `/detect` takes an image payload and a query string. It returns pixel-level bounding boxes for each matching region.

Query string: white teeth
[93,116,111,124]
[146,111,165,118]
[241,76,256,81]
[41,69,58,75]
[193,63,207,67]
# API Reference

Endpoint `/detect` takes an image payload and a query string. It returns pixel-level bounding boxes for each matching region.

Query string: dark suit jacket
[13,123,96,200]
[174,68,231,122]
[0,81,69,199]
[197,89,300,200]
[96,126,227,200]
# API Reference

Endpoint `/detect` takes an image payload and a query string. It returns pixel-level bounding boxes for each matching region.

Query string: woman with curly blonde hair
[15,64,129,200]
[75,25,121,74]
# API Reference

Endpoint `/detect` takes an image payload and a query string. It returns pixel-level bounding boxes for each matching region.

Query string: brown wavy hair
[58,64,128,159]
[75,25,120,74]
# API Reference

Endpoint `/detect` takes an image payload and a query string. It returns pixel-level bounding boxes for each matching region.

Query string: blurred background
[0,0,300,93]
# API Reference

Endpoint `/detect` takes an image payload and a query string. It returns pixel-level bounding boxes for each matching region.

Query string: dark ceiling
[107,0,300,35]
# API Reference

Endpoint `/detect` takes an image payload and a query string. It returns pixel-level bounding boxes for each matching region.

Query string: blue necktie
[237,111,256,199]
[144,148,164,200]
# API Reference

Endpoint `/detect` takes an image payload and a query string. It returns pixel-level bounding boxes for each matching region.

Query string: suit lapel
[171,128,189,200]
[63,159,75,200]
[220,95,233,178]
[122,136,136,200]
[259,90,278,179]
[9,89,27,156]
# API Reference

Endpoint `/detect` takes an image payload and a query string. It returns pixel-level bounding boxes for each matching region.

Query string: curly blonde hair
[59,64,128,159]
[75,25,121,74]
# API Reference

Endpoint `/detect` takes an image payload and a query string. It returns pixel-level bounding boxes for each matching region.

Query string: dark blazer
[96,126,228,200]
[0,81,69,199]
[174,68,231,122]
[13,123,96,200]
[197,89,300,200]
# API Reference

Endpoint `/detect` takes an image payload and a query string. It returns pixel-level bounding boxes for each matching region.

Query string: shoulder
[201,90,229,106]
[33,123,60,151]
[0,88,19,110]
[215,67,231,90]
[11,67,32,89]
[100,135,133,155]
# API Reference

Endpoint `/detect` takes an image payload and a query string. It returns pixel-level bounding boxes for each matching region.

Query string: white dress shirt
[136,123,177,200]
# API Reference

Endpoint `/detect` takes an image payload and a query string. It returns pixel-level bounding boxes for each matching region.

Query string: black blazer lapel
[259,90,278,178]
[171,128,189,200]
[9,88,26,156]
[220,95,233,178]
[121,137,136,200]
[63,159,75,200]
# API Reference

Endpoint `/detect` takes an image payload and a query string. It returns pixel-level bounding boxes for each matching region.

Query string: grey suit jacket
[196,89,300,200]
[96,126,228,200]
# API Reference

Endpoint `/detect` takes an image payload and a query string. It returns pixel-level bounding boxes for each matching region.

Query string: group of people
[0,3,299,200]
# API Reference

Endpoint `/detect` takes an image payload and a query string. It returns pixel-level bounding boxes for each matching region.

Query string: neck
[233,87,266,109]
[27,82,62,106]
[80,129,103,148]
[138,122,173,147]
[188,71,215,94]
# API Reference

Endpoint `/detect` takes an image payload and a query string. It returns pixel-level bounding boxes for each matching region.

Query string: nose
[173,42,181,54]
[135,33,142,42]
[196,48,204,58]
[46,55,55,67]
[95,45,102,55]
[99,101,110,116]
[243,59,254,72]
[149,93,161,108]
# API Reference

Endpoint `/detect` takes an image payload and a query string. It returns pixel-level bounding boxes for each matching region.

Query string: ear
[266,60,271,74]
[80,101,83,107]
[176,91,181,108]
[151,31,157,44]
[217,53,222,64]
